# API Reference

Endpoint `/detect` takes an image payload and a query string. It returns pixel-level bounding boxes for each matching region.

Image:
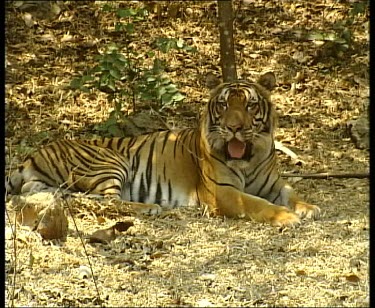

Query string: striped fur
[6,72,320,226]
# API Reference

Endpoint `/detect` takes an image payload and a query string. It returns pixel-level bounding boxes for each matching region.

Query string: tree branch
[281,172,369,179]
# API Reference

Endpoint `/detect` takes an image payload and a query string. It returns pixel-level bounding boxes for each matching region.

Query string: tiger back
[6,72,320,226]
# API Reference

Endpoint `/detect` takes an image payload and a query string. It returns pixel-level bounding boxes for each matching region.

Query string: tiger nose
[227,123,243,133]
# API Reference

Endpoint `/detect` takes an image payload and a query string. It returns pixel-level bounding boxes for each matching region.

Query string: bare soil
[5,1,369,307]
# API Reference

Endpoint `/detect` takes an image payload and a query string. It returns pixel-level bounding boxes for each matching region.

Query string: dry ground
[5,1,369,307]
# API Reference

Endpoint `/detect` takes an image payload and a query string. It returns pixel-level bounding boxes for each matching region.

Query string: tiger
[6,72,320,227]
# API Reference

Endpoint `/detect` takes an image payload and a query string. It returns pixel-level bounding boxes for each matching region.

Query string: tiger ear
[257,72,276,91]
[205,72,222,90]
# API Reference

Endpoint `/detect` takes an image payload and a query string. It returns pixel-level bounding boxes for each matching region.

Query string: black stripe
[126,137,137,158]
[65,142,95,170]
[245,153,274,187]
[163,163,167,182]
[133,134,152,160]
[107,138,114,151]
[115,138,127,153]
[188,130,195,154]
[161,131,171,155]
[132,154,140,175]
[255,158,277,196]
[56,142,73,178]
[208,152,242,179]
[46,143,67,182]
[138,174,146,203]
[155,180,162,205]
[29,156,59,184]
[173,131,181,159]
[204,170,237,189]
[179,129,190,156]
[73,169,126,181]
[168,180,172,204]
[271,189,282,204]
[145,137,156,189]
[255,168,273,197]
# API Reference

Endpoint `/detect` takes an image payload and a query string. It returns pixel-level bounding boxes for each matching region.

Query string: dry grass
[5,1,369,307]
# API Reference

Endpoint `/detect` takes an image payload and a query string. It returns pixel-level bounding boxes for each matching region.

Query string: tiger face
[204,72,277,162]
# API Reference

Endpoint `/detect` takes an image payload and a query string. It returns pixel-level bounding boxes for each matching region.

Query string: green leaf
[184,46,197,53]
[81,75,94,83]
[172,92,185,102]
[128,8,138,16]
[102,53,116,63]
[157,86,167,98]
[115,22,123,32]
[113,59,126,71]
[99,62,113,71]
[117,8,131,18]
[80,86,90,93]
[350,2,367,16]
[102,4,113,12]
[161,77,171,85]
[109,69,122,80]
[116,53,128,63]
[147,51,155,58]
[106,115,118,126]
[108,125,123,137]
[161,93,174,105]
[165,84,178,92]
[107,79,116,92]
[125,23,135,34]
[140,92,154,101]
[146,76,157,82]
[70,78,82,89]
[92,65,103,73]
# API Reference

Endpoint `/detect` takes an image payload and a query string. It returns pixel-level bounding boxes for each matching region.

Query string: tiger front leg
[206,186,301,227]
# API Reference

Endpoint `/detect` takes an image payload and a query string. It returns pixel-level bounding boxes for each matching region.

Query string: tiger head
[202,72,277,163]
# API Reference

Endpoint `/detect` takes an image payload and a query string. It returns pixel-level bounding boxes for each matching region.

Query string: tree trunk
[217,0,237,82]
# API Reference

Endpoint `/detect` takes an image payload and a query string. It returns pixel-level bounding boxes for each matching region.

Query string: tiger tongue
[227,138,246,159]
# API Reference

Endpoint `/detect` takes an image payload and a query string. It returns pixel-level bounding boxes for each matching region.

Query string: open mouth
[227,138,247,159]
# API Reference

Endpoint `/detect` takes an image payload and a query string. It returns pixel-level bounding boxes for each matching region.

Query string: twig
[60,190,103,307]
[281,172,369,179]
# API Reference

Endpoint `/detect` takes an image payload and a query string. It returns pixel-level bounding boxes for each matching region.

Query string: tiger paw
[261,206,301,227]
[125,202,162,216]
[294,201,321,219]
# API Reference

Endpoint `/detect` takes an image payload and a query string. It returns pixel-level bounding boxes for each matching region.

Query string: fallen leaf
[16,204,38,228]
[88,227,116,244]
[97,216,106,224]
[150,252,166,259]
[296,270,307,276]
[113,221,134,232]
[23,13,34,28]
[346,274,360,283]
[36,201,69,240]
